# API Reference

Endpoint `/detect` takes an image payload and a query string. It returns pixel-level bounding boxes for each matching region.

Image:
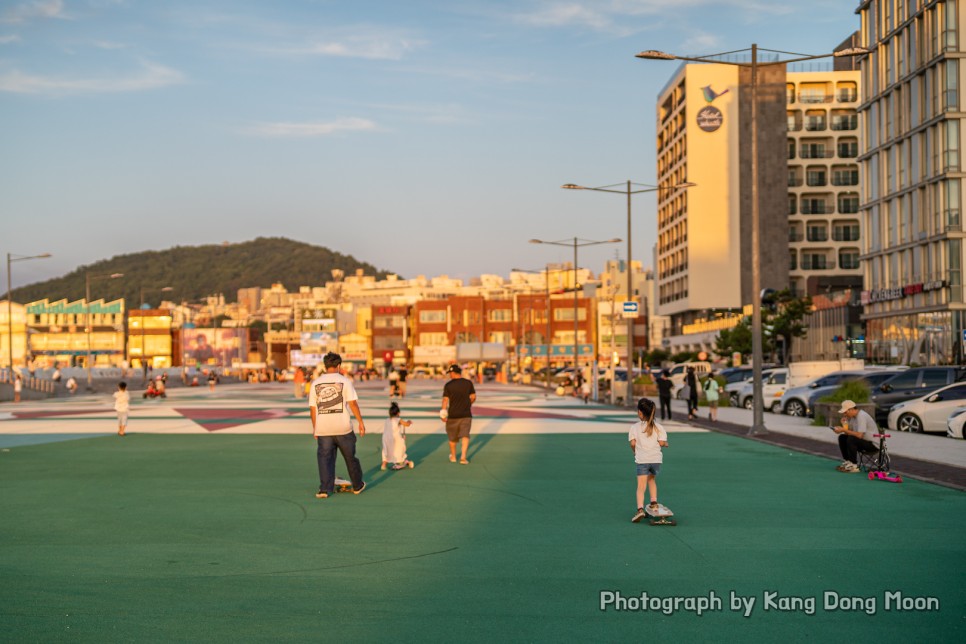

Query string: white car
[947,407,966,439]
[887,382,966,433]
[734,368,789,413]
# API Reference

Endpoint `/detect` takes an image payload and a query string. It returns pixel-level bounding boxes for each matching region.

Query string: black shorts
[445,417,472,441]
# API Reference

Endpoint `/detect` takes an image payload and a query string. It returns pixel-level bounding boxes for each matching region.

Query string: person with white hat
[832,400,878,472]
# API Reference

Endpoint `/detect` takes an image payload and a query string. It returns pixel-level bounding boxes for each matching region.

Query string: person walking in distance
[13,374,23,403]
[441,364,476,464]
[685,366,699,420]
[309,352,367,498]
[114,381,130,436]
[656,370,673,421]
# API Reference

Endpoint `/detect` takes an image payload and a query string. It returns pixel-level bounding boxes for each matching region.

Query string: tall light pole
[139,285,173,379]
[636,44,867,434]
[562,181,694,406]
[5,252,51,371]
[85,271,124,388]
[530,237,620,381]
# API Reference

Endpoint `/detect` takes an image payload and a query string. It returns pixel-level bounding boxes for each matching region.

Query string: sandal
[459,459,470,465]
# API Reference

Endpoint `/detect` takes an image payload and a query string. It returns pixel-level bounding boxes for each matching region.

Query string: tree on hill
[9,237,391,307]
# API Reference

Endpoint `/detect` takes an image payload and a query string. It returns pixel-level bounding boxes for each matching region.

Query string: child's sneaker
[843,462,860,473]
[631,508,646,523]
[315,488,329,499]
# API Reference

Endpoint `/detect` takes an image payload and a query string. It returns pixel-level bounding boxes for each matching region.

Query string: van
[667,362,712,398]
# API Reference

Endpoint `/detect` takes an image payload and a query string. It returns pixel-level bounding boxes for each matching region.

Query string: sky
[1,0,861,291]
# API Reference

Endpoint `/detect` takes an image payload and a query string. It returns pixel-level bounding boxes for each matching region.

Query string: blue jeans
[317,432,365,493]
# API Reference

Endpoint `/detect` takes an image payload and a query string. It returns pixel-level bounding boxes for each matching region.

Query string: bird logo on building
[701,85,730,103]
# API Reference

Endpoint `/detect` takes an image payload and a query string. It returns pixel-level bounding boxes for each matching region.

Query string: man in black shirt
[656,370,673,421]
[441,364,477,464]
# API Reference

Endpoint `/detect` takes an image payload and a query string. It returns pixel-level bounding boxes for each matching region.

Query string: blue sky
[1,0,859,291]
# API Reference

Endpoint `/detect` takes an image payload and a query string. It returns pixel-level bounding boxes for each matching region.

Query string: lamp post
[139,285,173,380]
[530,237,620,383]
[85,271,124,388]
[636,44,867,434]
[5,252,51,372]
[512,265,555,390]
[562,181,694,406]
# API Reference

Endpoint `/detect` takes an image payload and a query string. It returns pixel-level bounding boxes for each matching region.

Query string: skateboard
[868,471,903,483]
[644,503,676,526]
[335,477,353,493]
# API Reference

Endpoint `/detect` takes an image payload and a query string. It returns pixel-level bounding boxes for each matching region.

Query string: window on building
[419,332,449,346]
[950,239,962,301]
[806,166,827,186]
[801,253,830,270]
[839,249,861,270]
[553,308,587,322]
[800,82,831,104]
[836,81,858,103]
[786,83,796,104]
[787,110,803,131]
[833,221,861,241]
[487,308,513,322]
[787,139,796,159]
[806,223,828,242]
[838,192,860,214]
[946,178,962,228]
[788,167,803,187]
[419,310,447,324]
[789,250,797,271]
[788,195,798,215]
[832,165,860,186]
[831,109,858,131]
[945,58,959,110]
[801,195,831,214]
[944,0,959,51]
[805,110,827,131]
[837,137,858,158]
[800,138,830,158]
[945,119,960,171]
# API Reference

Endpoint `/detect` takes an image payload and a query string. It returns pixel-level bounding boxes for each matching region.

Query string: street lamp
[5,252,51,371]
[530,237,621,384]
[139,285,173,379]
[512,266,554,390]
[85,271,124,388]
[636,44,867,434]
[562,180,695,407]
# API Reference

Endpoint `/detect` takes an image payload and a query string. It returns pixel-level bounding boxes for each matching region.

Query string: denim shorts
[636,463,661,476]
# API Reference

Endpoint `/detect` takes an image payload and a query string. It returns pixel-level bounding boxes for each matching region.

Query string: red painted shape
[8,409,106,420]
[174,408,294,431]
[470,406,577,420]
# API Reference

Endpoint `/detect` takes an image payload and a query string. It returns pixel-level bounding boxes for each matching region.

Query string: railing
[0,371,57,395]
[832,231,861,242]
[800,148,834,159]
[839,259,861,270]
[831,118,858,131]
[801,204,833,214]
[801,258,836,270]
[836,91,858,102]
[806,176,828,187]
[838,204,860,214]
[831,173,860,186]
[800,95,833,104]
[789,231,804,242]
[806,232,829,242]
[837,145,858,158]
[805,120,827,131]
[788,178,804,187]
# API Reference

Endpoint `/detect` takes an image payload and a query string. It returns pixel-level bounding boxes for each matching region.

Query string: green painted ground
[0,432,963,642]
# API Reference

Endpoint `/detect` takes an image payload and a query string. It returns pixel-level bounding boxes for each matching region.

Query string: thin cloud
[246,117,377,138]
[1,0,68,24]
[514,0,795,34]
[0,34,22,44]
[269,35,426,61]
[0,60,184,95]
[93,40,127,50]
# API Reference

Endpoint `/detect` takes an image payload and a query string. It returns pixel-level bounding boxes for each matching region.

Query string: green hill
[10,237,392,307]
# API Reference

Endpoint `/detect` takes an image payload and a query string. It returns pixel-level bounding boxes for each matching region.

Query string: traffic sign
[621,301,639,318]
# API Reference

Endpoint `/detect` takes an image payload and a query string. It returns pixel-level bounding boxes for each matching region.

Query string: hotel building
[856,0,966,364]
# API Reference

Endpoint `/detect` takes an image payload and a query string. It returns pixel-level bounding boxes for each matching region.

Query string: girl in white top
[113,382,130,436]
[381,402,414,470]
[628,397,669,523]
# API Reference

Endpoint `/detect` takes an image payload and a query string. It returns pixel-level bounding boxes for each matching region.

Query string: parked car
[668,361,713,398]
[887,382,966,433]
[780,369,902,417]
[719,367,753,385]
[734,368,789,412]
[804,370,902,418]
[726,369,775,406]
[947,407,966,439]
[871,367,966,423]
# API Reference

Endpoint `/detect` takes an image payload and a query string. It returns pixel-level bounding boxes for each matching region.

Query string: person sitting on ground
[833,400,878,473]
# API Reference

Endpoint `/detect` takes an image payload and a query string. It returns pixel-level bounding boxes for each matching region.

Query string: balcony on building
[799,82,832,104]
[788,167,803,187]
[805,110,827,131]
[830,110,858,131]
[787,110,803,132]
[800,138,833,159]
[801,194,833,215]
[837,138,859,158]
[801,253,835,270]
[838,249,861,270]
[831,165,860,186]
[832,221,861,242]
[837,193,860,214]
[806,166,828,187]
[835,81,858,103]
[789,250,797,271]
[788,195,798,215]
[789,225,804,242]
[806,224,828,242]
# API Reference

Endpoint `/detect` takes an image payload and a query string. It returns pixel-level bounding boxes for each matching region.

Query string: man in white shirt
[309,352,367,498]
[833,399,878,473]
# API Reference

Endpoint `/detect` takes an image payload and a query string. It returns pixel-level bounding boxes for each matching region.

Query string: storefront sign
[861,281,948,305]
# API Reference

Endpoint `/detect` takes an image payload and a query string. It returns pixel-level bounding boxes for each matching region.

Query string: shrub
[813,380,870,425]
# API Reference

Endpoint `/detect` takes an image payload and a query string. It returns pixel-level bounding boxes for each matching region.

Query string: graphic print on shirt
[315,382,345,414]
